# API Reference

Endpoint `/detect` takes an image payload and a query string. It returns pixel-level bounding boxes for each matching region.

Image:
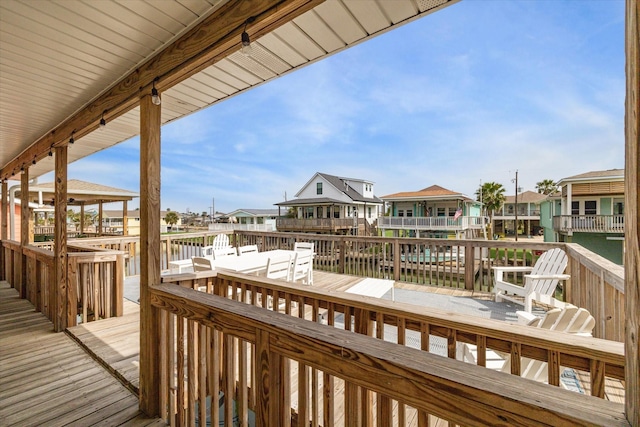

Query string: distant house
[210,209,279,231]
[540,169,624,265]
[492,191,547,237]
[275,172,383,235]
[102,209,182,235]
[379,185,486,239]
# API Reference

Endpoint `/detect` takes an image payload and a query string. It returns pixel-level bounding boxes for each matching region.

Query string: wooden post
[53,145,68,332]
[98,202,103,235]
[122,200,128,236]
[464,241,474,290]
[80,204,85,234]
[1,180,7,280]
[624,0,639,424]
[139,91,162,415]
[20,170,29,299]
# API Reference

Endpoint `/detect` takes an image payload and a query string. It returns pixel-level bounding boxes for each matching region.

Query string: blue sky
[46,0,626,215]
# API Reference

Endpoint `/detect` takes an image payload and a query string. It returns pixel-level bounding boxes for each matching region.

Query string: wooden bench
[346,278,395,301]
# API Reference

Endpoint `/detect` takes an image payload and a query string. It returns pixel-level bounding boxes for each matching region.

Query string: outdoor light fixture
[48,146,53,157]
[151,79,161,106]
[99,112,106,130]
[69,131,75,145]
[241,16,255,56]
[32,157,36,165]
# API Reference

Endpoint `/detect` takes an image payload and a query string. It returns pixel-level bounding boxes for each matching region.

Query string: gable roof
[292,172,382,204]
[381,185,473,201]
[227,208,280,217]
[558,169,624,183]
[504,191,548,204]
[17,179,139,206]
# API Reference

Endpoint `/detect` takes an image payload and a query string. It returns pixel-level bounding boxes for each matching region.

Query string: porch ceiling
[0,0,458,181]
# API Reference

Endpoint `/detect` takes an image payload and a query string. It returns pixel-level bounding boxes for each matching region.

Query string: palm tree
[476,182,506,237]
[164,211,180,231]
[536,179,558,195]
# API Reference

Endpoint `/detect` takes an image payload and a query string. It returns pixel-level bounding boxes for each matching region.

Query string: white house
[275,172,383,235]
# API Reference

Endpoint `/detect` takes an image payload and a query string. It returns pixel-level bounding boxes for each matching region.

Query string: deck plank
[0,281,166,426]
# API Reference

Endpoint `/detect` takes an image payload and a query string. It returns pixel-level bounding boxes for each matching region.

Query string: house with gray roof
[275,172,383,235]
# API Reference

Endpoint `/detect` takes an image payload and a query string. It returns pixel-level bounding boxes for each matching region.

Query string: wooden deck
[0,281,165,427]
[2,270,622,426]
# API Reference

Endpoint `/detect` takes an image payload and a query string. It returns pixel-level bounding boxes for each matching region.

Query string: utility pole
[513,171,519,242]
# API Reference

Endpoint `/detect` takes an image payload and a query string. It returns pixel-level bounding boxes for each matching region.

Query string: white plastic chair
[492,247,570,312]
[213,246,237,260]
[265,254,293,281]
[290,250,313,285]
[294,241,314,252]
[192,256,214,272]
[237,245,258,256]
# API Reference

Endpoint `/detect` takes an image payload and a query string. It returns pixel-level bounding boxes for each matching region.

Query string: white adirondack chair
[212,234,231,250]
[458,305,595,390]
[492,247,570,312]
[201,245,214,257]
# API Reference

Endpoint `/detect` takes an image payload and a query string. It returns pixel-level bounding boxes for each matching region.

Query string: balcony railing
[496,209,541,217]
[378,215,488,231]
[276,217,354,232]
[553,215,625,233]
[150,272,626,426]
[2,240,125,331]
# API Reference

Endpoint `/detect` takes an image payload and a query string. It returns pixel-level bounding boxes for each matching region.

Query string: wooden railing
[70,230,626,342]
[276,217,354,232]
[378,215,488,230]
[1,239,125,330]
[71,231,233,276]
[152,273,627,426]
[565,243,626,342]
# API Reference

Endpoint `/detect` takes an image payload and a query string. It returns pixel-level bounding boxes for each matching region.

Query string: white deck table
[214,249,297,275]
[345,278,395,301]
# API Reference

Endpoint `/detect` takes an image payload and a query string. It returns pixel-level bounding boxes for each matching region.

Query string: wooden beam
[139,93,162,415]
[0,0,323,181]
[624,0,639,424]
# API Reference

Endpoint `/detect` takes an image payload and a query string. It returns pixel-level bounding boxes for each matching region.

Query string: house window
[398,210,404,217]
[571,201,579,215]
[614,200,624,215]
[406,210,413,217]
[437,207,445,217]
[317,206,323,218]
[368,207,372,218]
[584,200,597,215]
[333,208,339,219]
[305,207,314,218]
[317,182,322,195]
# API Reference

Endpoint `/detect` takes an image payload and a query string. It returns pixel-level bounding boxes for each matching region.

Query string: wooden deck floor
[0,281,166,427]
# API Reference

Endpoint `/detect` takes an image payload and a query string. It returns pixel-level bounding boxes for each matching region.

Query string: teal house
[540,169,624,264]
